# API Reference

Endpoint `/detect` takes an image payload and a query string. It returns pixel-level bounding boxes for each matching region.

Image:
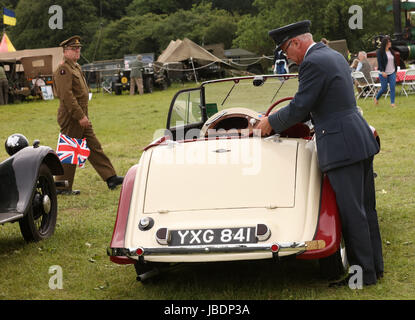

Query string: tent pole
[190,57,198,83]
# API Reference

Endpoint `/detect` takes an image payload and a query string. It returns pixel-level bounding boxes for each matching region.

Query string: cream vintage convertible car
[107,74,378,282]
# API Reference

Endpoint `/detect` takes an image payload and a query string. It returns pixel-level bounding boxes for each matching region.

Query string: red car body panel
[109,165,138,265]
[297,175,342,260]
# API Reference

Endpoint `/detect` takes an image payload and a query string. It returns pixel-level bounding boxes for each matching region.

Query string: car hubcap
[42,195,51,214]
[33,176,53,234]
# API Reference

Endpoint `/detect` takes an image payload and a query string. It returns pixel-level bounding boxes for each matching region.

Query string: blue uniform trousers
[326,156,384,285]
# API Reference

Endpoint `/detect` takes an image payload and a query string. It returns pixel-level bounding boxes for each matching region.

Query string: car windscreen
[168,88,203,127]
[202,75,299,115]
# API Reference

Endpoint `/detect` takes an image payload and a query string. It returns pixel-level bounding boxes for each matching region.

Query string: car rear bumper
[107,240,325,259]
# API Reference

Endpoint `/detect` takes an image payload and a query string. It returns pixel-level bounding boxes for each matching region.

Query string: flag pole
[1,6,4,33]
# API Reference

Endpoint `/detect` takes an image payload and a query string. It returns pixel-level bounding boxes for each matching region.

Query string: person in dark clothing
[272,48,288,74]
[255,20,384,287]
[130,55,144,95]
[375,36,398,107]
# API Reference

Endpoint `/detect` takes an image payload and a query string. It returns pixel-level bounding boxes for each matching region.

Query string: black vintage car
[123,54,170,93]
[0,134,63,242]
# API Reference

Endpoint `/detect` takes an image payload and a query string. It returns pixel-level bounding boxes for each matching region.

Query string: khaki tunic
[0,66,8,105]
[53,58,116,189]
[54,58,89,124]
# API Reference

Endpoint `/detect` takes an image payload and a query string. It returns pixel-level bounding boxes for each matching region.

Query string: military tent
[157,38,227,82]
[157,38,223,64]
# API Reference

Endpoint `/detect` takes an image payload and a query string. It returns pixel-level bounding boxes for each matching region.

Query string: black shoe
[57,189,81,195]
[329,275,351,288]
[376,271,384,279]
[106,175,124,190]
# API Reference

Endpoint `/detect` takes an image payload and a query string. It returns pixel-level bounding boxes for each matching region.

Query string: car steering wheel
[200,108,261,138]
[265,96,293,116]
[264,96,312,139]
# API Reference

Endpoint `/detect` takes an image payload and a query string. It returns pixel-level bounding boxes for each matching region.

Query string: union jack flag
[56,133,90,168]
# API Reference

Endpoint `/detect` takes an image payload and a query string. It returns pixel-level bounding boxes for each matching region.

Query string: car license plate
[169,227,257,246]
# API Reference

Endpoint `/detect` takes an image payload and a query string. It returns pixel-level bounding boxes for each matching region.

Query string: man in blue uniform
[255,21,384,286]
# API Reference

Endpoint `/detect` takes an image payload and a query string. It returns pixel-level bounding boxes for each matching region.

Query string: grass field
[0,82,414,300]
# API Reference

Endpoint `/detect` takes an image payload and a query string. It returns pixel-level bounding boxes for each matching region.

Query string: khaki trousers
[0,79,8,105]
[55,118,116,190]
[130,77,144,95]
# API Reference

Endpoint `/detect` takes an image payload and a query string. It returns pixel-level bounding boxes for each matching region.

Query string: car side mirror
[253,76,265,87]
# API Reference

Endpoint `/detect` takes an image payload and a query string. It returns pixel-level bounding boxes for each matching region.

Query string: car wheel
[19,164,58,242]
[114,85,122,95]
[319,237,349,280]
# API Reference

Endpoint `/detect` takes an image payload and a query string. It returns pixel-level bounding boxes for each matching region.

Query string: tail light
[271,244,279,253]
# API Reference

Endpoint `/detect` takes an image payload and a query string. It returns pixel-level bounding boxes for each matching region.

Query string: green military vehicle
[82,53,170,95]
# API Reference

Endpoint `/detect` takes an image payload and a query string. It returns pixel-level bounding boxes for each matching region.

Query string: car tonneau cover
[143,138,298,213]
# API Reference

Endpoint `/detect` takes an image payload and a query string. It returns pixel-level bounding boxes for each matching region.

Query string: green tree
[88,2,238,61]
[125,0,255,16]
[126,0,194,16]
[1,0,18,9]
[91,0,130,20]
[319,0,394,52]
[208,0,256,14]
[234,0,395,56]
[9,0,99,60]
[6,0,396,65]
[162,3,237,48]
[86,14,165,61]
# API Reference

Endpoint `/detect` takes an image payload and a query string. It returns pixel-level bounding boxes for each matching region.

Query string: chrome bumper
[107,240,325,257]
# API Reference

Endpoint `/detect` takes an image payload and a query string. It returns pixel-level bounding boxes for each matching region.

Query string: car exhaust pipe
[136,268,160,282]
[55,180,69,188]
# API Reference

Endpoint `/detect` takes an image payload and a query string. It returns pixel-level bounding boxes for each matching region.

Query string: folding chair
[102,78,113,94]
[370,70,389,99]
[351,71,374,100]
[400,69,415,97]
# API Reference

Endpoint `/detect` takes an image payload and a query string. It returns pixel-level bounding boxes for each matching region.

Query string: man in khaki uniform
[53,35,123,195]
[0,65,8,105]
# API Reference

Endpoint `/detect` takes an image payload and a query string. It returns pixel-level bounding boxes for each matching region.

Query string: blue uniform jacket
[268,42,379,172]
